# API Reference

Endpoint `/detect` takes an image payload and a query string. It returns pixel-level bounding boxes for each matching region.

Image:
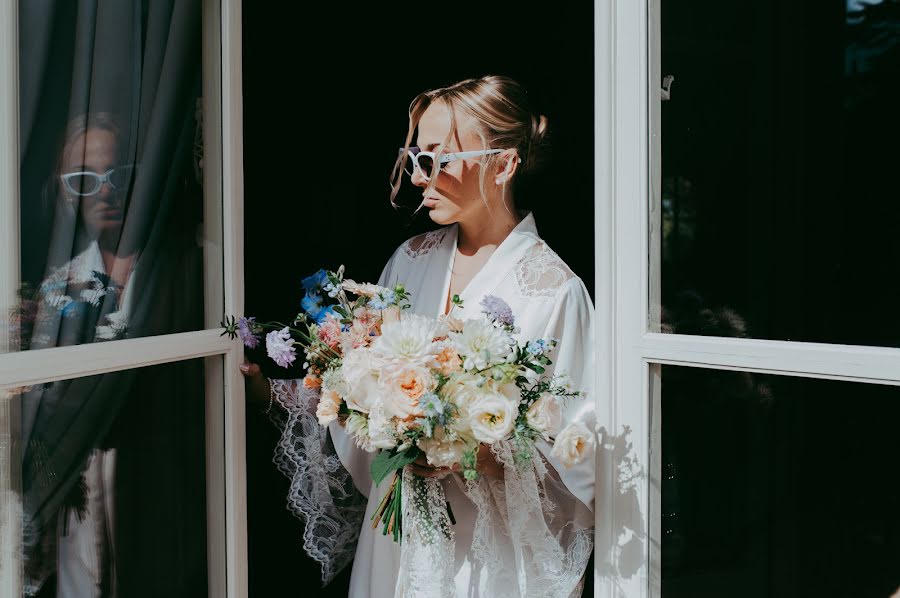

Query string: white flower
[366,404,398,450]
[341,279,388,298]
[315,390,342,426]
[95,310,128,341]
[467,391,517,444]
[496,382,522,404]
[341,348,379,413]
[79,286,106,306]
[419,427,468,468]
[441,372,487,421]
[525,393,561,440]
[266,327,297,368]
[551,421,595,468]
[371,314,446,366]
[378,364,433,420]
[451,319,513,371]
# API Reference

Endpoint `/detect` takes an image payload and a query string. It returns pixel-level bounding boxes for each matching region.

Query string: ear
[494,150,521,185]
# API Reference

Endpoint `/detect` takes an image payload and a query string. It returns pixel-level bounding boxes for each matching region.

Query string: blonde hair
[389,75,549,207]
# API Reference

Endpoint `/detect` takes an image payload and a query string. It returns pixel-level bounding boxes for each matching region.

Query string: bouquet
[223,267,594,543]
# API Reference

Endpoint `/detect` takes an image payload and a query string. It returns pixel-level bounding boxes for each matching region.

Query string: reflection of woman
[29,113,137,351]
[242,76,596,597]
[23,112,206,597]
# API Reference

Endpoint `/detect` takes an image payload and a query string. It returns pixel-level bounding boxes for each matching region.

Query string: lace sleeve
[268,379,367,585]
[463,441,594,597]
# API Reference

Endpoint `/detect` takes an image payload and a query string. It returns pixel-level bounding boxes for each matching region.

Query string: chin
[426,206,460,226]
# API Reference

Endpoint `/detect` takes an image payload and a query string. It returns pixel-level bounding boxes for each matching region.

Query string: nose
[96,181,114,200]
[410,164,427,188]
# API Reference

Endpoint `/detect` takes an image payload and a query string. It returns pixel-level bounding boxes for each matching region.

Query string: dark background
[660,0,900,347]
[660,1,900,597]
[242,3,594,596]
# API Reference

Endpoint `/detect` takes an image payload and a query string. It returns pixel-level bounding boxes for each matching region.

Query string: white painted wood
[220,1,247,596]
[593,0,619,595]
[596,0,652,595]
[201,0,228,596]
[647,3,662,596]
[204,354,227,598]
[640,333,900,385]
[0,0,23,594]
[0,329,232,390]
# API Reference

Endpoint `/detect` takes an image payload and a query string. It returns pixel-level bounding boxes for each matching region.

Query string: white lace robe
[271,213,595,597]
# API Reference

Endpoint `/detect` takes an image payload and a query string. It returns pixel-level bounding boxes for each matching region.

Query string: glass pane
[4,357,211,596]
[7,1,208,353]
[657,1,900,347]
[660,365,900,597]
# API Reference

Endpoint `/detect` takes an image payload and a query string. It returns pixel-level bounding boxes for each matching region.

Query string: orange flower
[303,375,322,389]
[399,370,426,400]
[435,346,462,376]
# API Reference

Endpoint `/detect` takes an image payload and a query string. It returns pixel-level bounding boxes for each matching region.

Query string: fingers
[238,361,261,378]
[407,463,450,478]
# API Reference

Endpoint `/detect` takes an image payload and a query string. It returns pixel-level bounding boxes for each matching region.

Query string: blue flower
[301,294,337,324]
[369,289,397,311]
[301,293,323,316]
[60,301,88,318]
[301,269,329,295]
[526,339,550,355]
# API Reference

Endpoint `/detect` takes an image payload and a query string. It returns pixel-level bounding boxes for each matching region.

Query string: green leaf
[370,447,421,486]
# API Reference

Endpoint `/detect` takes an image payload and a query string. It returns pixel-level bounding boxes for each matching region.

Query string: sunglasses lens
[108,165,136,189]
[417,154,435,179]
[66,173,102,196]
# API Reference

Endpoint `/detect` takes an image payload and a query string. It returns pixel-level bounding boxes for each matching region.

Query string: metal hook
[661,75,675,101]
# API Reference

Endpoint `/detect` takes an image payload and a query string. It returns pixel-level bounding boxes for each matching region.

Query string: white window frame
[0,1,248,597]
[594,1,900,597]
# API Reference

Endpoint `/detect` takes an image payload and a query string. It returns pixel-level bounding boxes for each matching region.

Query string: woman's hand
[407,444,505,479]
[238,360,271,410]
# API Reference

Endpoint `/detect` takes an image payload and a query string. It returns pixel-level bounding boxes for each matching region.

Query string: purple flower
[237,317,259,349]
[480,295,515,328]
[266,327,297,368]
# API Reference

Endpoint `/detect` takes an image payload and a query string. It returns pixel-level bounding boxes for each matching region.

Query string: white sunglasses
[400,146,509,181]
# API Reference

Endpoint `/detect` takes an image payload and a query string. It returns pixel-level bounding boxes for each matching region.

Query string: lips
[422,197,439,208]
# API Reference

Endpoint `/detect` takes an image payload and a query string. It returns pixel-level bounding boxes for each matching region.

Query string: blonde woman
[242,75,596,597]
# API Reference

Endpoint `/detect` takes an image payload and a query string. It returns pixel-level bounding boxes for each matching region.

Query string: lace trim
[464,441,593,598]
[402,228,450,259]
[514,242,575,298]
[395,470,456,598]
[269,379,367,585]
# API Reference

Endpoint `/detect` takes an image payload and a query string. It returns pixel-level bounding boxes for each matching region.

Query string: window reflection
[659,0,900,347]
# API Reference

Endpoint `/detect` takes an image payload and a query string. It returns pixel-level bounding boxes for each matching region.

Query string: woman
[242,75,595,597]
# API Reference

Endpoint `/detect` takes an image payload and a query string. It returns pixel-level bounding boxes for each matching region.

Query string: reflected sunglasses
[399,146,507,181]
[60,164,137,197]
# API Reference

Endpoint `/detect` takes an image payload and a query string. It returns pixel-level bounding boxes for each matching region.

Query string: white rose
[496,382,522,404]
[341,348,379,413]
[419,427,467,468]
[525,393,561,440]
[442,372,485,420]
[551,421,595,468]
[467,392,517,444]
[315,390,341,426]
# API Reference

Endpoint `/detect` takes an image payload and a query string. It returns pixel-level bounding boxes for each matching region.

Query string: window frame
[0,1,248,596]
[595,0,900,596]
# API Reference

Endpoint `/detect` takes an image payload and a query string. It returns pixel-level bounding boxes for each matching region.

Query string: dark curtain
[18,1,207,596]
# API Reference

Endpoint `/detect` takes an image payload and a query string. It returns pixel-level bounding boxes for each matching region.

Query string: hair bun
[524,114,550,173]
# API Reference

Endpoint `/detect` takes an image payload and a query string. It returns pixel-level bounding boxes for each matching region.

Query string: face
[61,128,126,238]
[411,102,498,226]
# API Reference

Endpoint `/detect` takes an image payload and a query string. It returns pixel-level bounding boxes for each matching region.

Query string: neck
[96,236,136,286]
[456,203,522,256]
